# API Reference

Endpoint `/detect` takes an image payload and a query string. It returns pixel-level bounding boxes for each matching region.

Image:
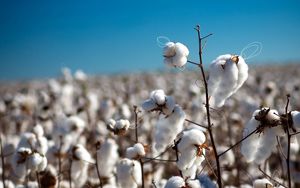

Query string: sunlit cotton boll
[96,138,119,178]
[142,89,176,116]
[164,176,185,188]
[208,54,248,107]
[11,147,32,179]
[71,144,92,187]
[117,158,142,188]
[177,128,206,178]
[253,178,273,188]
[126,143,146,159]
[241,108,284,164]
[27,152,47,172]
[107,118,130,135]
[163,42,189,68]
[154,105,186,154]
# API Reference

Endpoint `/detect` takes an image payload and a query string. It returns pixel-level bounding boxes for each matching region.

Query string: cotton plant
[176,128,208,178]
[164,176,201,188]
[207,54,248,107]
[241,108,285,164]
[96,138,119,179]
[142,89,176,116]
[153,105,186,154]
[11,147,47,180]
[163,42,189,68]
[116,158,142,188]
[126,143,146,159]
[70,144,93,187]
[16,124,48,155]
[106,118,131,135]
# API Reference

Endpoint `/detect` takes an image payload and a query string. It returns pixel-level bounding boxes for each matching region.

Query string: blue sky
[0,0,300,80]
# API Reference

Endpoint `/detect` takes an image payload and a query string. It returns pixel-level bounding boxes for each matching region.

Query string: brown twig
[95,142,103,188]
[0,135,6,188]
[284,95,291,188]
[185,118,208,129]
[258,166,287,188]
[173,141,183,178]
[194,25,221,187]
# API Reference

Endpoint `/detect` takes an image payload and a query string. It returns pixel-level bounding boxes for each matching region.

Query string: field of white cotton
[0,62,299,188]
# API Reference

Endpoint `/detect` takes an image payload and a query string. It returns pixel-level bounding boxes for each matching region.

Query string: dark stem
[142,157,177,163]
[258,166,287,188]
[36,172,41,188]
[152,180,158,188]
[185,118,208,129]
[0,135,6,188]
[174,141,183,178]
[187,60,200,66]
[58,136,63,188]
[69,158,72,188]
[218,127,258,157]
[195,25,222,187]
[285,95,291,188]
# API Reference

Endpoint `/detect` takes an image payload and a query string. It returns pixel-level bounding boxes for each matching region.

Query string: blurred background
[0,0,300,80]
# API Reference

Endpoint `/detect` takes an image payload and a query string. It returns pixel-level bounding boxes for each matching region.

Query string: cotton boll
[208,54,248,107]
[186,179,202,188]
[177,128,206,178]
[163,42,176,57]
[117,158,141,188]
[162,96,176,116]
[27,152,47,172]
[141,99,157,112]
[151,89,166,105]
[33,124,44,137]
[163,42,189,68]
[74,69,87,82]
[253,178,273,188]
[126,143,146,159]
[97,138,119,177]
[108,119,130,135]
[11,147,31,179]
[154,105,185,153]
[291,111,300,130]
[164,176,185,188]
[0,180,14,188]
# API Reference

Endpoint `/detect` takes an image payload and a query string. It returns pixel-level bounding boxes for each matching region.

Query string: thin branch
[285,95,291,188]
[276,136,287,159]
[290,131,300,136]
[143,145,174,163]
[0,135,6,188]
[142,157,177,163]
[36,172,41,188]
[194,25,222,187]
[152,180,158,188]
[258,166,287,188]
[218,127,258,157]
[185,118,208,129]
[174,141,183,178]
[187,60,200,66]
[69,158,72,188]
[201,33,213,40]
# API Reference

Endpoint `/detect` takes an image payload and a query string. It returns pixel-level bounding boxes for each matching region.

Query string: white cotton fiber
[177,128,206,178]
[126,143,146,159]
[292,111,300,130]
[163,42,189,68]
[208,54,248,107]
[154,105,186,153]
[165,176,185,188]
[253,178,272,188]
[97,138,119,177]
[151,89,166,105]
[241,108,283,164]
[117,158,141,188]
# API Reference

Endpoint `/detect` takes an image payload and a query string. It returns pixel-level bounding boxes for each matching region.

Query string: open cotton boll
[177,128,206,178]
[162,96,176,116]
[291,111,300,130]
[241,108,283,164]
[253,178,273,188]
[163,42,189,68]
[27,152,47,172]
[17,132,48,155]
[126,143,146,159]
[11,147,32,179]
[74,69,87,82]
[117,158,141,188]
[208,54,248,107]
[154,105,186,153]
[107,118,130,135]
[33,124,44,137]
[97,138,119,177]
[151,89,166,105]
[164,176,185,188]
[71,144,92,187]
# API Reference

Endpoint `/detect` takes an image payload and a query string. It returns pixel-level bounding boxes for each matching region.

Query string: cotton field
[0,62,299,188]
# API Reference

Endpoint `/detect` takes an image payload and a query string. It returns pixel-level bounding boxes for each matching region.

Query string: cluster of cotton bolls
[0,56,300,188]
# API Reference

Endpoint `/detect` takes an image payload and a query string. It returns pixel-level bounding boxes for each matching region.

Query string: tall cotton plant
[208,54,248,107]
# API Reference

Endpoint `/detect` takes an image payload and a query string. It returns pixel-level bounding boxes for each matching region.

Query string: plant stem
[285,95,291,188]
[174,141,183,178]
[0,135,6,188]
[95,144,103,188]
[36,172,41,188]
[69,158,72,188]
[195,25,222,187]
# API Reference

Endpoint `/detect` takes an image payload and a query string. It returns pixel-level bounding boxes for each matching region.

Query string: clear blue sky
[0,0,300,80]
